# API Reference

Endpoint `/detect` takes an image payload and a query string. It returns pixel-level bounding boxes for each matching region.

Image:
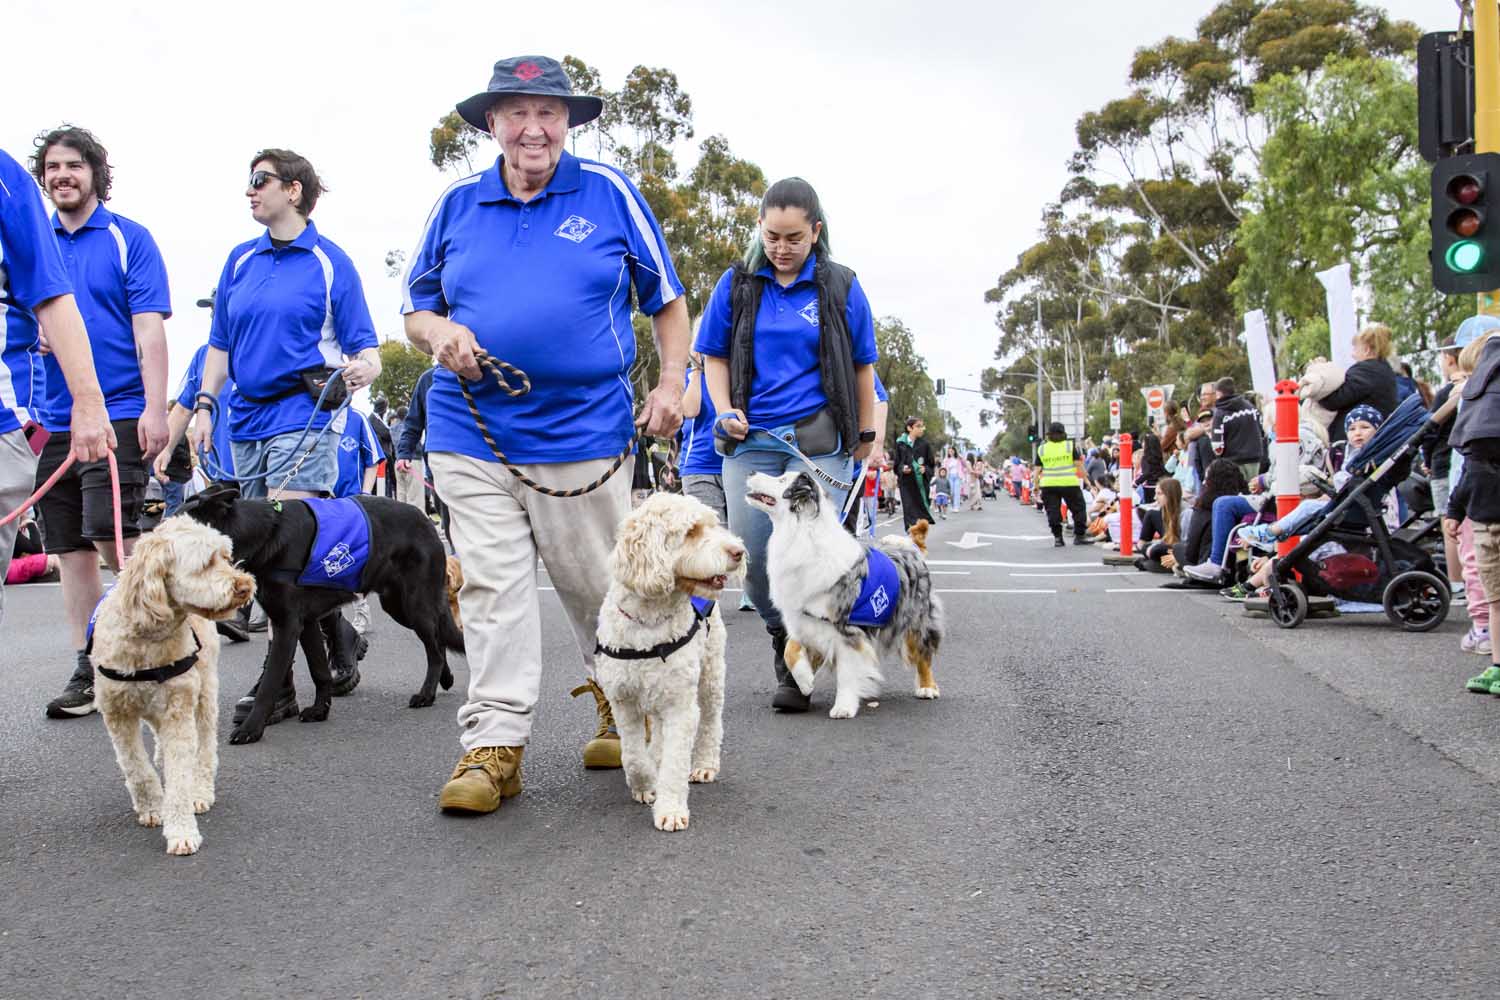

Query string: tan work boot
[571,678,622,770]
[438,745,523,814]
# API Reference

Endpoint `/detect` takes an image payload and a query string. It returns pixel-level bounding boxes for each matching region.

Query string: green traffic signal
[1448,239,1485,272]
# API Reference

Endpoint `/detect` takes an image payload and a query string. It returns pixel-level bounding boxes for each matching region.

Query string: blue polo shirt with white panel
[678,369,722,476]
[0,150,69,437]
[402,151,684,465]
[40,203,171,432]
[175,343,236,478]
[208,220,378,443]
[334,408,383,499]
[694,254,878,429]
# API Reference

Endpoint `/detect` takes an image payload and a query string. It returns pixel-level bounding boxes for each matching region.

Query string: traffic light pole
[1478,0,1500,315]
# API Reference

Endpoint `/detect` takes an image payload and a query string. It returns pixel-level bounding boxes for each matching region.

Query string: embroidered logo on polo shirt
[339,437,358,453]
[514,62,543,81]
[555,215,598,243]
[322,542,356,579]
[798,302,819,326]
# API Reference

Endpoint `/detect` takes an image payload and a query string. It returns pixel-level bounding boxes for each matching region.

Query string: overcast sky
[3,0,1441,442]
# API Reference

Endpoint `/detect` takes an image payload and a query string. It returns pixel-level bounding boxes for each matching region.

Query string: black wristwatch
[858,429,877,444]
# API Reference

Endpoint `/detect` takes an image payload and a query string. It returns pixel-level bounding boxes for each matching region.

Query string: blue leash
[713,412,855,493]
[194,370,351,487]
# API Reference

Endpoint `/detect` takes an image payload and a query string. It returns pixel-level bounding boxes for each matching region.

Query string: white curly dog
[91,516,255,855]
[594,492,745,832]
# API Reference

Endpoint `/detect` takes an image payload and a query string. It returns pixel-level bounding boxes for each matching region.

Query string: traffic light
[935,378,946,396]
[1431,153,1500,293]
[1026,423,1037,442]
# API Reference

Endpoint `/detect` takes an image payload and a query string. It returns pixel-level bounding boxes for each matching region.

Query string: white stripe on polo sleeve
[578,163,678,306]
[310,244,341,367]
[107,222,129,273]
[401,172,483,314]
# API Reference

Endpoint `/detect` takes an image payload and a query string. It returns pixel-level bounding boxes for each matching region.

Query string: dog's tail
[439,599,465,653]
[908,519,930,555]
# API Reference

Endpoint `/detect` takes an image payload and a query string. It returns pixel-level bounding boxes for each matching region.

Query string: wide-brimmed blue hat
[456,55,603,132]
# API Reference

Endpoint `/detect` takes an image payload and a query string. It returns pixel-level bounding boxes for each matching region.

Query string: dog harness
[846,548,900,629]
[297,497,372,591]
[595,597,715,662]
[83,584,204,683]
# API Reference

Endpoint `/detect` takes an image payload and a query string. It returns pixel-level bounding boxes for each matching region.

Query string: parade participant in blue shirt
[334,408,384,500]
[695,176,879,714]
[159,339,237,488]
[0,147,113,640]
[30,128,171,721]
[404,55,690,814]
[190,148,382,504]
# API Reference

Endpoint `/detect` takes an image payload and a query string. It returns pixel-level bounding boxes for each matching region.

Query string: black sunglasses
[249,170,287,190]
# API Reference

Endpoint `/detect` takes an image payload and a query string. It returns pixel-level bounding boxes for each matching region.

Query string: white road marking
[929,571,972,576]
[1009,571,1137,578]
[936,588,1056,595]
[1104,588,1199,594]
[928,559,1102,569]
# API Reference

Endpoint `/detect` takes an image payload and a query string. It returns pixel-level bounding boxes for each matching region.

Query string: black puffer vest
[727,256,860,453]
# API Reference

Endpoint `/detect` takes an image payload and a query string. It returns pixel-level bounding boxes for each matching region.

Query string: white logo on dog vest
[322,542,356,578]
[798,302,819,326]
[555,215,597,243]
[869,585,890,618]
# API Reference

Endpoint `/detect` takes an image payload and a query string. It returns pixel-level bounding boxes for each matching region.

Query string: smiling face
[610,493,745,600]
[41,142,96,214]
[489,95,568,189]
[745,471,826,525]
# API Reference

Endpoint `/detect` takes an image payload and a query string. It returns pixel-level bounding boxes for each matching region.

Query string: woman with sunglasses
[695,177,879,713]
[190,148,380,503]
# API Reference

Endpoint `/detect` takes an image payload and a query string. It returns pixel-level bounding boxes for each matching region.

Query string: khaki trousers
[395,465,424,508]
[429,450,632,749]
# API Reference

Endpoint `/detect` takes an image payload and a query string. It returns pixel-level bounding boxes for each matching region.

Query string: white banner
[1316,262,1357,372]
[1243,309,1277,401]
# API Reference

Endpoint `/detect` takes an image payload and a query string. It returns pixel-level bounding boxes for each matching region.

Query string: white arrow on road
[947,531,1054,549]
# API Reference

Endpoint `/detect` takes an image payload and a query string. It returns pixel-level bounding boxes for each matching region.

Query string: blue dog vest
[847,548,900,628]
[297,498,372,591]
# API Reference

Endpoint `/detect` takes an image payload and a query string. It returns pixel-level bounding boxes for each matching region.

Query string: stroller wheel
[1383,570,1451,632]
[1268,581,1308,629]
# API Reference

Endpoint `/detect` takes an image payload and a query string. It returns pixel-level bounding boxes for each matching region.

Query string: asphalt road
[3,491,1499,999]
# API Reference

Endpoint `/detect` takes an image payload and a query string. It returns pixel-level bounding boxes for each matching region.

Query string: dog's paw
[828,703,860,719]
[653,808,690,832]
[136,809,162,828]
[192,793,215,815]
[165,829,203,856]
[408,691,436,709]
[439,667,454,691]
[689,767,718,783]
[226,724,262,745]
[631,787,657,805]
[914,685,940,700]
[299,703,330,723]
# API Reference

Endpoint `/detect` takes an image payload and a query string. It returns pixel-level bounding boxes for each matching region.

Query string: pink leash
[0,450,126,568]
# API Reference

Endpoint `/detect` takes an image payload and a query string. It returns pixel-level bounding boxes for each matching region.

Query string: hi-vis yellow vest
[1038,439,1078,487]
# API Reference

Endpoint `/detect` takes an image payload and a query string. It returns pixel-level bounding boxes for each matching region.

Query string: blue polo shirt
[403,151,684,465]
[175,343,236,478]
[679,369,721,476]
[208,220,379,443]
[0,151,71,437]
[334,409,382,498]
[40,203,171,431]
[694,254,877,429]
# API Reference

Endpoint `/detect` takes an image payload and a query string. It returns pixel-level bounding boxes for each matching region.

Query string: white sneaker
[1452,582,1468,605]
[1184,560,1226,583]
[1461,627,1492,655]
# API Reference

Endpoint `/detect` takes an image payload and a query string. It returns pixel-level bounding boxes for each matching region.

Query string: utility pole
[1479,0,1500,316]
[1034,295,1045,465]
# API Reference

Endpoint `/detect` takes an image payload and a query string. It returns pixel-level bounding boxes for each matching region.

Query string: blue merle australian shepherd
[746,470,942,719]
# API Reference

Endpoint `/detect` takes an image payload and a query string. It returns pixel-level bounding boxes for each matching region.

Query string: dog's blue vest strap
[846,548,900,628]
[95,632,203,684]
[297,498,371,591]
[83,582,117,656]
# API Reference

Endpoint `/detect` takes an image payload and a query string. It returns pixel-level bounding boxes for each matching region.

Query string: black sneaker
[44,659,96,719]
[232,677,299,726]
[1073,535,1096,546]
[216,607,251,644]
[1053,538,1065,548]
[328,616,365,697]
[772,681,812,713]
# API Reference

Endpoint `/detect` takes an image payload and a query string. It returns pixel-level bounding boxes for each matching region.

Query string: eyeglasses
[249,170,286,190]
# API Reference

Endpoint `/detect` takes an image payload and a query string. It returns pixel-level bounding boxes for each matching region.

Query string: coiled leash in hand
[713,412,855,493]
[458,350,677,498]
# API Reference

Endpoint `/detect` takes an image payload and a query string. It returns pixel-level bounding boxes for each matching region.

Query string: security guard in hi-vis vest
[1038,422,1094,548]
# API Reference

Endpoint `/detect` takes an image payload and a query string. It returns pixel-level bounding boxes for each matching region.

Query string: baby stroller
[1265,394,1452,632]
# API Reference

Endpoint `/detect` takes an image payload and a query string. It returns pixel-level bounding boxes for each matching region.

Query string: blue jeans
[947,473,963,505]
[720,447,854,632]
[1209,494,1257,565]
[162,479,186,517]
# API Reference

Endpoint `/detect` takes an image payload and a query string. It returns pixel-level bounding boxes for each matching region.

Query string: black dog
[179,483,464,744]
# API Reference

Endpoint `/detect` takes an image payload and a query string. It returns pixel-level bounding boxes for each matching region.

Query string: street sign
[1145,387,1166,411]
[1049,389,1086,440]
[1109,399,1121,430]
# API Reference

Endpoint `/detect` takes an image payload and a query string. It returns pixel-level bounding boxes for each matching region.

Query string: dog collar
[92,632,203,684]
[596,598,714,662]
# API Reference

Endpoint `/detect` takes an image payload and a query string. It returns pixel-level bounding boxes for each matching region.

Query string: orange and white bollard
[1020,470,1031,506]
[1273,379,1302,557]
[1117,433,1134,557]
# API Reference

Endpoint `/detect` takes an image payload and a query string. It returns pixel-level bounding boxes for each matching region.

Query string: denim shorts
[231,426,339,499]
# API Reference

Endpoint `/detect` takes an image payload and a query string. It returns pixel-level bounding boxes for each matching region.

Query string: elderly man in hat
[403,55,690,815]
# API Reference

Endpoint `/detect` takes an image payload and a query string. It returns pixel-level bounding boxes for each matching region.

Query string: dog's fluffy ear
[113,532,177,628]
[609,501,682,597]
[782,472,822,517]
